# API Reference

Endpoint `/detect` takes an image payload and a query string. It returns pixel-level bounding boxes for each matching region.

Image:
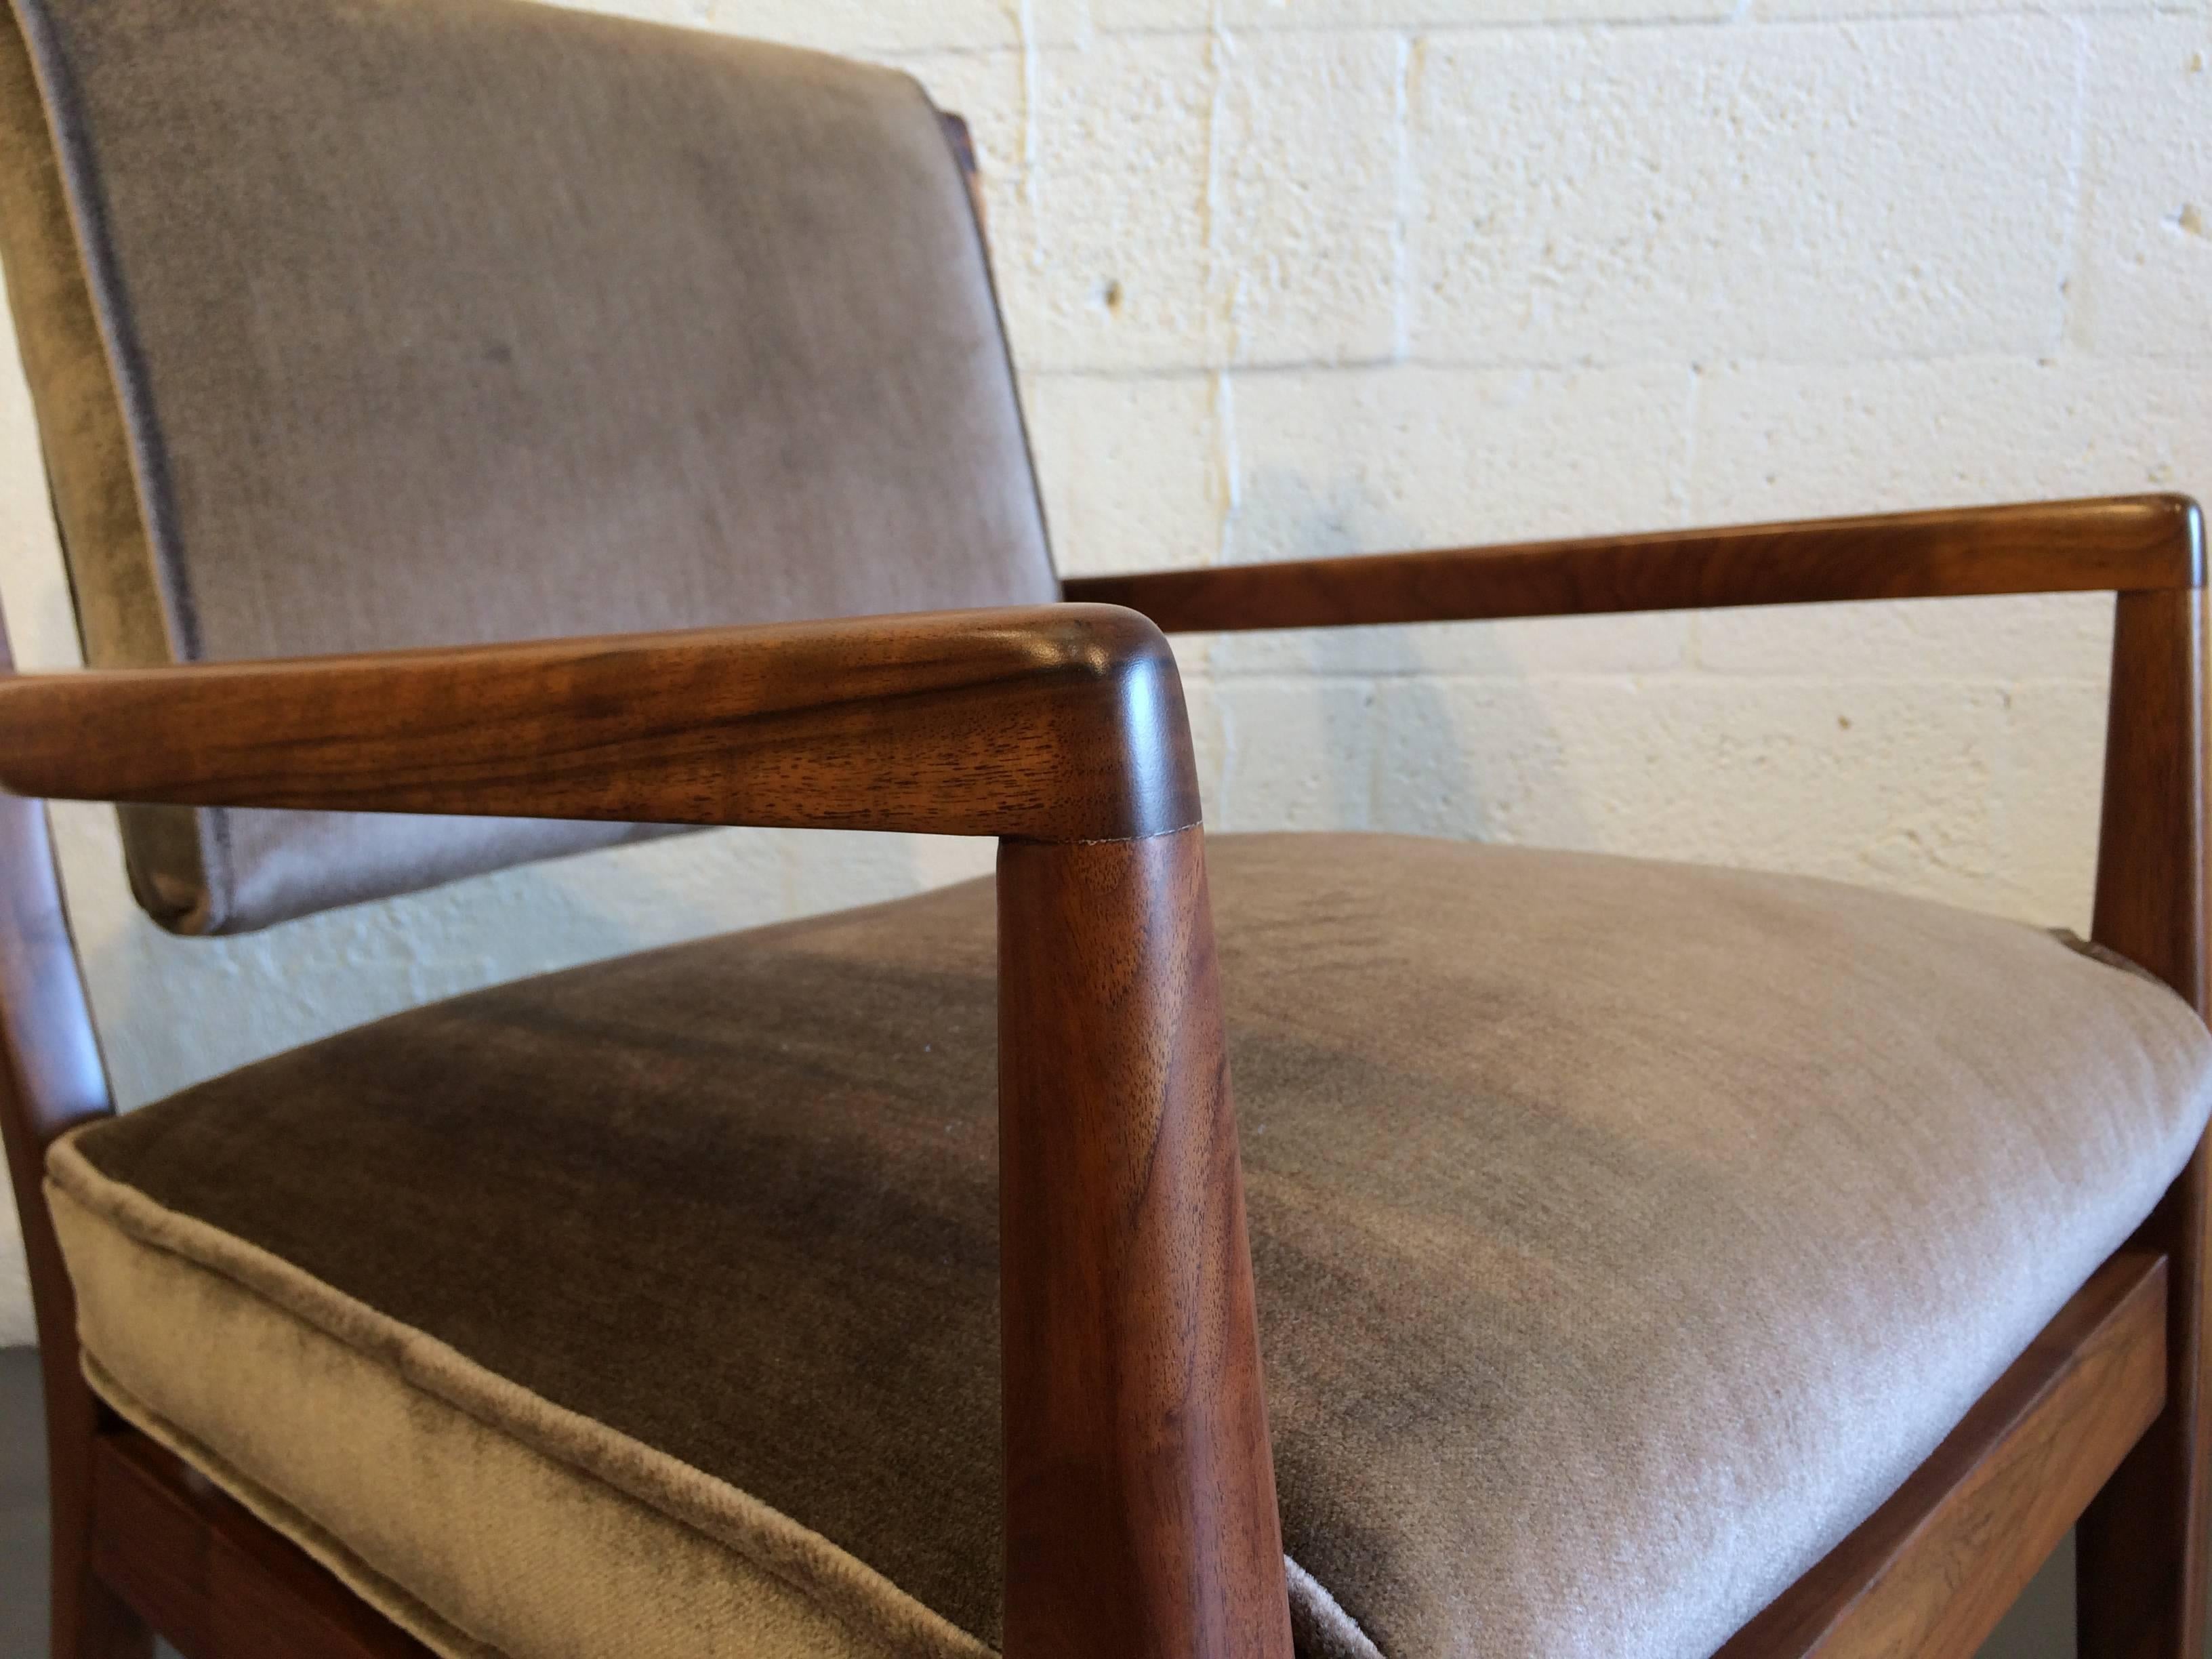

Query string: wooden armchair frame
[0,491,2203,1659]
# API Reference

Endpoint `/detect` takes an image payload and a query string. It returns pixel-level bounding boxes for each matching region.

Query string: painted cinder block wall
[0,0,2205,1351]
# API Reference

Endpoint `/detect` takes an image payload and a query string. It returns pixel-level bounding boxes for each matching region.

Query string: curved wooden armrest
[1063,494,2205,634]
[0,604,1200,844]
[0,598,1290,1655]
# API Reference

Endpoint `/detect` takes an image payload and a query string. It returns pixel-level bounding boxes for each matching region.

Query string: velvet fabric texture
[52,834,2212,1658]
[49,1171,979,1659]
[0,0,1053,933]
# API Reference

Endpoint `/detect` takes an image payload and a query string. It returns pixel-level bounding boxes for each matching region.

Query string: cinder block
[2068,18,2212,356]
[1693,354,2212,522]
[1749,0,2151,15]
[1209,362,1694,675]
[1981,680,2108,935]
[1212,678,1380,830]
[1370,673,1576,846]
[1215,32,1405,364]
[1371,676,2053,914]
[1411,20,2084,366]
[1024,373,1226,575]
[1069,0,1196,33]
[1024,0,1096,45]
[1085,0,1734,26]
[1225,363,1693,552]
[1688,352,2210,680]
[1000,36,1223,371]
[1688,593,2114,687]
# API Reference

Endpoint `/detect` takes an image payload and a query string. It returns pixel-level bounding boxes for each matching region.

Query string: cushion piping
[47,1132,994,1659]
[78,1350,507,1659]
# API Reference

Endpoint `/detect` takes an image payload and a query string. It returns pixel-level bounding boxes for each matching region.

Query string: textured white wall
[0,0,2206,1343]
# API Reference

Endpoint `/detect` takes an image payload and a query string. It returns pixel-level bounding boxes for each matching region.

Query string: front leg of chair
[2079,586,2212,1659]
[998,827,1292,1659]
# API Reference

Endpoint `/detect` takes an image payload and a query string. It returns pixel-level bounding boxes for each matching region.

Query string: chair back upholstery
[0,0,1055,934]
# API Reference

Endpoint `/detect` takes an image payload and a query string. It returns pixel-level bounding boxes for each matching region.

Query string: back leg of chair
[2077,588,2212,1659]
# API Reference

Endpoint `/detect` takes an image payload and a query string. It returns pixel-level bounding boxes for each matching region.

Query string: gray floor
[0,1344,2077,1659]
[2,1350,45,1659]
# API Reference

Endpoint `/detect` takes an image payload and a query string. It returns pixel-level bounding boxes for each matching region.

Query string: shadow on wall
[1206,466,1597,853]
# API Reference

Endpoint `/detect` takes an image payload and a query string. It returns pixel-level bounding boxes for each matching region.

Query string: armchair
[0,1,2205,1658]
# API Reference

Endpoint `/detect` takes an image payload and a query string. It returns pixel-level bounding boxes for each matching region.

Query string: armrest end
[0,604,1201,843]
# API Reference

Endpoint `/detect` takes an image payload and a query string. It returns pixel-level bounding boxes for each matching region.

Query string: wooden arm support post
[0,604,1294,1659]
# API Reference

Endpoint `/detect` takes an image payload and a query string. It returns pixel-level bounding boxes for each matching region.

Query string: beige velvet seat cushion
[0,0,1053,934]
[48,833,2212,1659]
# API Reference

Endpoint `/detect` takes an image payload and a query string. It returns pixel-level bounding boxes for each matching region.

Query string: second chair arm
[1063,494,2203,632]
[0,603,1198,844]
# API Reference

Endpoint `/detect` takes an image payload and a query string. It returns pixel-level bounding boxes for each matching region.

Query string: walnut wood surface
[0,605,1200,844]
[1720,1251,2168,1659]
[998,828,1292,1659]
[2079,587,2212,1659]
[0,616,151,1659]
[1063,494,2205,631]
[90,1432,435,1659]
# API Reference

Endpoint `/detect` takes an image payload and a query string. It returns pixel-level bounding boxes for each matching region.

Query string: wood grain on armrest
[0,605,1200,844]
[1063,495,2205,634]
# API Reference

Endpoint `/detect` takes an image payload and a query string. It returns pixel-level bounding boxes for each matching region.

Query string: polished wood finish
[2080,586,2212,1659]
[0,605,1200,843]
[90,1431,435,1659]
[0,618,151,1659]
[1065,495,2204,632]
[2091,589,2209,1009]
[1719,1251,2169,1659]
[998,829,1291,1659]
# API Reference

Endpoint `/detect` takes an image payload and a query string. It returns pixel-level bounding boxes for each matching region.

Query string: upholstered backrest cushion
[0,0,1054,934]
